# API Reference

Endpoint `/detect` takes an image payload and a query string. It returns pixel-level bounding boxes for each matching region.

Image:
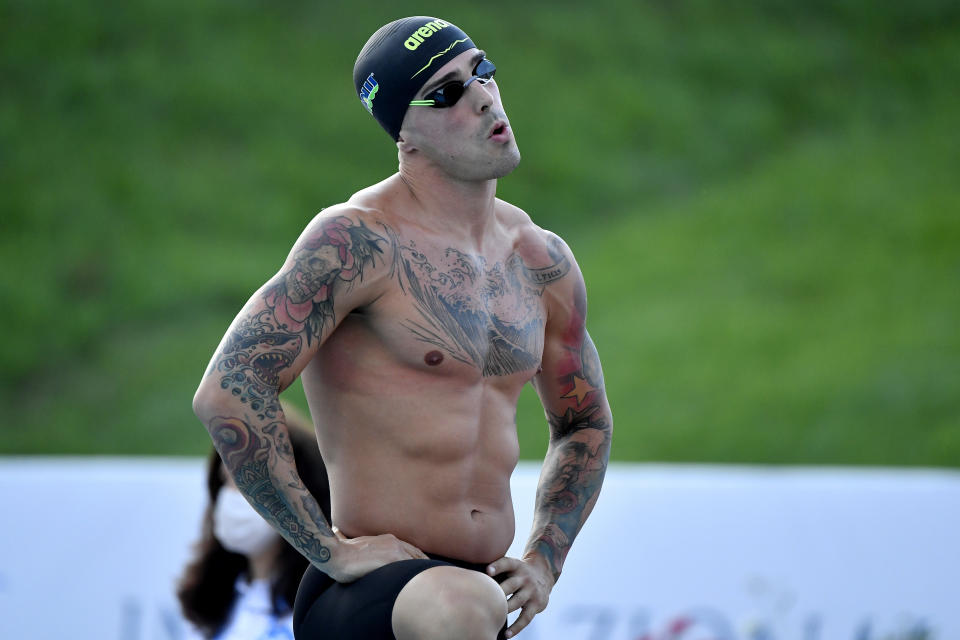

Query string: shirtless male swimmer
[193,16,613,640]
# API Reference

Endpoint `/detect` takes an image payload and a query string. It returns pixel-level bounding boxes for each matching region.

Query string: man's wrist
[318,538,349,579]
[522,549,559,586]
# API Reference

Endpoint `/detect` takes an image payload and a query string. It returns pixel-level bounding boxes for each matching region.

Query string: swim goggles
[409,59,496,108]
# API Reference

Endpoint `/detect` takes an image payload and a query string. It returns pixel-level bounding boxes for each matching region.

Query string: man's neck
[396,165,498,248]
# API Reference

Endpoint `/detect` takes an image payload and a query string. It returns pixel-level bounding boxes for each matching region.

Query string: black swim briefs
[292,553,508,640]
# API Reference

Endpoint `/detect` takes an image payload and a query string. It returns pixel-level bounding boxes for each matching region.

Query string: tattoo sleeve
[210,413,334,564]
[526,277,613,582]
[196,215,392,570]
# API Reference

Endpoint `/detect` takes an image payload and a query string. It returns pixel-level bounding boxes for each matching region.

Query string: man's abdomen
[329,449,518,564]
[301,317,530,564]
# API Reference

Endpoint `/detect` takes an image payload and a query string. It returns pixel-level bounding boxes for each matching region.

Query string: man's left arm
[489,236,613,637]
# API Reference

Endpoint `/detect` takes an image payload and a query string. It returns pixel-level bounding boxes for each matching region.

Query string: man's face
[399,48,521,181]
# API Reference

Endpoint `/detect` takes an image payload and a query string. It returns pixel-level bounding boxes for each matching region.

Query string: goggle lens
[410,59,496,109]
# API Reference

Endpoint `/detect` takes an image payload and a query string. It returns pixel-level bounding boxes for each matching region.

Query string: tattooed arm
[192,209,421,582]
[488,234,613,637]
[526,237,612,583]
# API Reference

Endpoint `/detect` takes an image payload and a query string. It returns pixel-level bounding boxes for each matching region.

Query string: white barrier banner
[0,459,957,640]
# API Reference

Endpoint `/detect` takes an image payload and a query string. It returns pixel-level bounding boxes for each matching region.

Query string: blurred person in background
[192,15,612,640]
[177,404,330,640]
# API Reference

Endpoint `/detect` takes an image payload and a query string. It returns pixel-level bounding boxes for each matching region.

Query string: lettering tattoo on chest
[397,235,570,377]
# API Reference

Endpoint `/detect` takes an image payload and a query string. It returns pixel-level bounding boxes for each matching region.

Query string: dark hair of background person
[176,405,330,638]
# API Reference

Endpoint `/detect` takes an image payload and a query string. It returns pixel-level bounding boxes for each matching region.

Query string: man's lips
[488,120,509,140]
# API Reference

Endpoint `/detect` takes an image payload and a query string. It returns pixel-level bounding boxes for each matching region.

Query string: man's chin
[490,149,521,179]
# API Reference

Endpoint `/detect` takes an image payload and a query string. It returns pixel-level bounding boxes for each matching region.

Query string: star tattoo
[561,375,596,406]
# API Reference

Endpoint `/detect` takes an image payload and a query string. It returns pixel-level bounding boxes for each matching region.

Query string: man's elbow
[192,379,224,424]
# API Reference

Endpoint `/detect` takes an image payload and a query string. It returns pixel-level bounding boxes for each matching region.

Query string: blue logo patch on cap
[360,73,379,114]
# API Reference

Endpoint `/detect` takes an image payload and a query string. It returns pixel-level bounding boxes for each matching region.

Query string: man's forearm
[203,407,336,568]
[194,321,336,568]
[524,407,612,581]
[195,349,338,568]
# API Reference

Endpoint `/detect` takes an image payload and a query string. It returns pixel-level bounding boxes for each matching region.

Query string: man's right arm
[192,209,423,580]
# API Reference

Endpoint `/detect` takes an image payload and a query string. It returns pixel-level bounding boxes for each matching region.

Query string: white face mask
[214,487,281,556]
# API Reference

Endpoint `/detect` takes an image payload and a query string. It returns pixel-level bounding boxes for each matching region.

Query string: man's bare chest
[382,240,549,378]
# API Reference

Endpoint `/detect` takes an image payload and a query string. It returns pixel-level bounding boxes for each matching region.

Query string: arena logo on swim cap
[359,73,379,114]
[403,19,451,51]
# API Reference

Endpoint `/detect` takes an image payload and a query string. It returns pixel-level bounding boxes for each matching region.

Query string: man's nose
[468,79,494,113]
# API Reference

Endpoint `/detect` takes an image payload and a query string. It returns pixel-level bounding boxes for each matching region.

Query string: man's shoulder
[293,205,396,261]
[303,205,380,227]
[495,197,538,230]
[496,199,575,268]
[494,204,587,318]
[286,201,399,296]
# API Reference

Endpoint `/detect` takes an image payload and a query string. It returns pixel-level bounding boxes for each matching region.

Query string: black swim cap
[354,17,476,141]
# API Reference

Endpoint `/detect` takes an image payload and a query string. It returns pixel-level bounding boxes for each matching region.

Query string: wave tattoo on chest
[397,236,570,377]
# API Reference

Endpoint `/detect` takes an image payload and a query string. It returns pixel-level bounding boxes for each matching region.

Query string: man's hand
[487,553,555,638]
[329,526,428,583]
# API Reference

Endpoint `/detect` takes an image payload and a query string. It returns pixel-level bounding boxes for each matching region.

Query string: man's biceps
[537,335,574,369]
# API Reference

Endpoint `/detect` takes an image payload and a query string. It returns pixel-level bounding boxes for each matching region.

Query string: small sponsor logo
[359,73,379,113]
[404,19,450,51]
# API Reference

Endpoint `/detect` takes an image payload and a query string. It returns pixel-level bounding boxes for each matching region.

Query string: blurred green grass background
[2,0,958,465]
